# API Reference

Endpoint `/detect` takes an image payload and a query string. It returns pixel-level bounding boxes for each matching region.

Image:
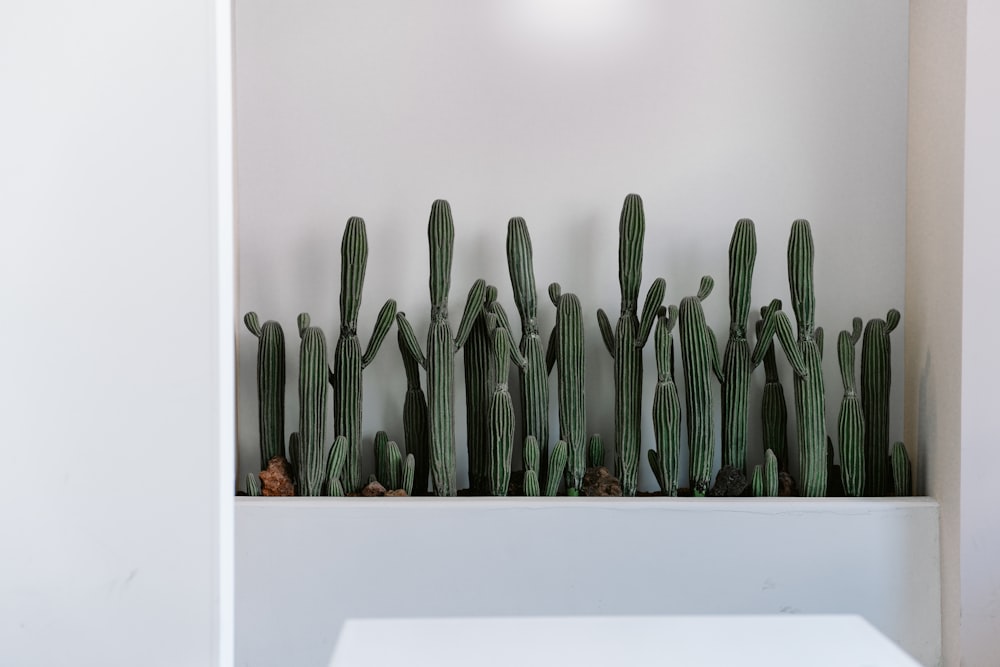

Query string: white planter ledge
[236,497,941,667]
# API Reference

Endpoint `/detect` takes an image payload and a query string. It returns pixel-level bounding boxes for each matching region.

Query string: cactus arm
[752,306,807,376]
[325,435,348,494]
[395,312,426,369]
[696,275,714,301]
[489,301,527,368]
[815,326,825,361]
[545,326,557,374]
[360,298,398,369]
[453,278,488,350]
[244,312,262,337]
[635,277,667,346]
[596,308,615,357]
[886,309,901,333]
[648,449,665,492]
[708,327,723,382]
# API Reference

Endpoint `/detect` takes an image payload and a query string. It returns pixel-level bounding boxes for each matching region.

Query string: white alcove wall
[235,0,909,493]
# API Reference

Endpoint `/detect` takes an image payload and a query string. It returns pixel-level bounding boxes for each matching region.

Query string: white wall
[960,1,1000,664]
[0,2,232,665]
[235,0,910,493]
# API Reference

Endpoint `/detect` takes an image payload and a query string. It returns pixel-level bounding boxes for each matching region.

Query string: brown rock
[709,465,748,497]
[778,471,798,497]
[385,489,408,497]
[582,466,623,497]
[361,480,387,497]
[259,456,294,496]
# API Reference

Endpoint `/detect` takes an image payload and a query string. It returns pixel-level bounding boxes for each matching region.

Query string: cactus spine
[678,276,722,495]
[330,217,398,493]
[756,311,790,471]
[650,305,681,496]
[398,328,429,495]
[891,441,912,496]
[507,217,551,481]
[862,309,901,496]
[395,200,487,496]
[326,435,348,496]
[548,283,587,493]
[837,319,865,496]
[596,194,666,497]
[296,313,328,496]
[244,313,286,470]
[721,219,757,473]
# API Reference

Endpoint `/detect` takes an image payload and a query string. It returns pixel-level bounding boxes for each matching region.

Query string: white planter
[236,497,940,667]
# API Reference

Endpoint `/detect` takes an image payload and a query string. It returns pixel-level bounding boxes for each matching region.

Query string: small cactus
[721,219,757,473]
[245,473,262,497]
[837,319,865,496]
[296,313,328,496]
[650,305,681,496]
[325,435,348,497]
[763,449,779,497]
[486,315,520,497]
[398,328,429,495]
[678,276,723,495]
[395,200,488,496]
[545,440,569,497]
[329,217,397,494]
[523,435,541,497]
[401,453,416,496]
[596,194,666,497]
[374,435,404,491]
[587,434,605,469]
[756,311,790,471]
[243,312,286,470]
[862,309,901,496]
[548,283,587,493]
[891,441,912,496]
[750,465,764,497]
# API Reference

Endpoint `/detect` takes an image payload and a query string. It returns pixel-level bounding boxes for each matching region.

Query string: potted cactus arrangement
[241,195,911,500]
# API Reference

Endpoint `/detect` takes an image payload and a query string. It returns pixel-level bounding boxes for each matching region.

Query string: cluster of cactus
[242,199,911,499]
[596,194,666,497]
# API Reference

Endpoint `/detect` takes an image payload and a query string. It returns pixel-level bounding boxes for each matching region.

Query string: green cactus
[395,200,487,496]
[721,219,757,473]
[374,430,390,485]
[486,315,518,496]
[545,440,569,497]
[524,470,540,497]
[547,283,587,493]
[295,314,329,496]
[507,217,551,481]
[837,319,865,497]
[325,435,348,497]
[678,276,723,495]
[243,312,286,470]
[596,194,666,497]
[750,465,764,497]
[862,309,901,496]
[287,432,300,486]
[756,311,790,471]
[587,434,605,469]
[401,453,415,496]
[763,448,779,497]
[523,435,541,497]
[398,328,429,495]
[650,305,681,496]
[245,473,261,497]
[374,433,403,490]
[329,217,397,494]
[890,441,912,496]
[463,285,496,494]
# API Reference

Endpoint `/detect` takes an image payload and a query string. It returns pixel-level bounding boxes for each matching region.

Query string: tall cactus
[861,309,901,496]
[547,283,587,493]
[296,313,328,496]
[507,217,551,481]
[678,276,722,495]
[721,219,757,473]
[650,305,681,496]
[398,328,429,495]
[329,217,397,493]
[596,194,666,497]
[756,310,790,471]
[463,285,497,494]
[395,200,487,496]
[243,312,286,470]
[837,319,865,497]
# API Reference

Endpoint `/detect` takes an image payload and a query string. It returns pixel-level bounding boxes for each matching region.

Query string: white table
[329,614,923,667]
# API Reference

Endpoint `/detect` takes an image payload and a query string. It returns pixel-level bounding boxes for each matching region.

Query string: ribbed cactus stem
[398,327,429,495]
[838,320,865,496]
[862,309,900,496]
[595,194,665,497]
[651,305,681,496]
[507,217,550,481]
[546,440,568,497]
[751,465,764,497]
[287,432,300,486]
[326,435,348,497]
[396,200,487,496]
[679,277,722,495]
[548,283,586,493]
[245,473,261,497]
[523,435,541,497]
[463,286,496,494]
[487,323,516,496]
[296,313,328,496]
[757,311,790,471]
[374,430,390,486]
[401,454,415,496]
[587,434,604,469]
[763,449,779,497]
[244,312,286,469]
[524,470,540,497]
[331,217,397,493]
[891,441,912,496]
[721,219,757,473]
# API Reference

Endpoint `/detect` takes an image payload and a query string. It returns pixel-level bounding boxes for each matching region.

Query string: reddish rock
[361,480,387,497]
[582,466,623,497]
[259,456,294,496]
[385,489,408,497]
